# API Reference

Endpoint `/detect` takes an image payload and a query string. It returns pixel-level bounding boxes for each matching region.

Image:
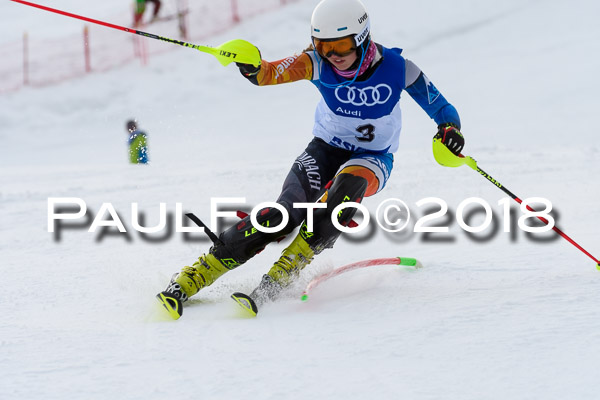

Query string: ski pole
[10,0,260,66]
[432,138,600,269]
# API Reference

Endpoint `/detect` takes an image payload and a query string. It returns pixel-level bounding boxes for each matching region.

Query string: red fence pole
[83,25,91,72]
[141,37,148,66]
[231,0,240,24]
[177,0,189,40]
[23,31,29,85]
[134,36,148,66]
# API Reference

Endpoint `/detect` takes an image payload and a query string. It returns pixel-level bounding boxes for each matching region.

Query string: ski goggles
[312,36,356,58]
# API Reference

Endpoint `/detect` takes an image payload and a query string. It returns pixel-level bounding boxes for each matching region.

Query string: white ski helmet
[311,0,371,47]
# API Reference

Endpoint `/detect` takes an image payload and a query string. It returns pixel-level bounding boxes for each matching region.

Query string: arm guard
[405,64,461,129]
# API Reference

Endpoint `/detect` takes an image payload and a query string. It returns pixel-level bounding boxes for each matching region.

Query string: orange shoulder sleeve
[256,52,314,86]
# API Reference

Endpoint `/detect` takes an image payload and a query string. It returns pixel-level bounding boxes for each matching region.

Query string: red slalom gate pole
[301,257,423,301]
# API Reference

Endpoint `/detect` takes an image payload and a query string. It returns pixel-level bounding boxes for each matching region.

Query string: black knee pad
[211,204,296,268]
[303,173,368,252]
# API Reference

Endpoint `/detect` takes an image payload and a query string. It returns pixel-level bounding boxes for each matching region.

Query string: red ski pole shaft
[10,0,197,50]
[476,166,599,266]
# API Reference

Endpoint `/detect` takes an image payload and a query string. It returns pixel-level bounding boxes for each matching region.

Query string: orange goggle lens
[313,36,356,58]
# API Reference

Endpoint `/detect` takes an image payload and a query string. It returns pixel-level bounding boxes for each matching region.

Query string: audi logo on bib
[335,84,393,107]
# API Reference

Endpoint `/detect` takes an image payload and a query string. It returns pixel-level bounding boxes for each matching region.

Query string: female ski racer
[158,0,465,318]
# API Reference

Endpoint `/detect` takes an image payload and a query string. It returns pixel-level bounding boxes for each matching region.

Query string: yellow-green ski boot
[232,234,315,317]
[157,254,230,320]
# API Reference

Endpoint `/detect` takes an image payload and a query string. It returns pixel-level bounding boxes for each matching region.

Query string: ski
[230,274,281,318]
[231,293,258,317]
[156,291,184,320]
[158,257,422,319]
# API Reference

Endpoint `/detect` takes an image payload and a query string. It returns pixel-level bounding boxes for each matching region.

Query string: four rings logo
[335,84,393,107]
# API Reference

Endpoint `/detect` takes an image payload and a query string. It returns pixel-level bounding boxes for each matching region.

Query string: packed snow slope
[1,0,599,399]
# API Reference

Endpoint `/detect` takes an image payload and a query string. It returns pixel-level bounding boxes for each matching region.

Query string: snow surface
[1,0,599,399]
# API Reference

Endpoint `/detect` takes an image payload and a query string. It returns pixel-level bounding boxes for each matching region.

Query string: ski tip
[231,292,258,317]
[301,293,309,302]
[156,292,183,320]
[596,263,600,271]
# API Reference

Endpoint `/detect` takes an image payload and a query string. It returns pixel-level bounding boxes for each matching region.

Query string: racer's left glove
[434,123,464,156]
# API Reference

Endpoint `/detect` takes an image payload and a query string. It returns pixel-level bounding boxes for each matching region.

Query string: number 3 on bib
[356,124,375,142]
